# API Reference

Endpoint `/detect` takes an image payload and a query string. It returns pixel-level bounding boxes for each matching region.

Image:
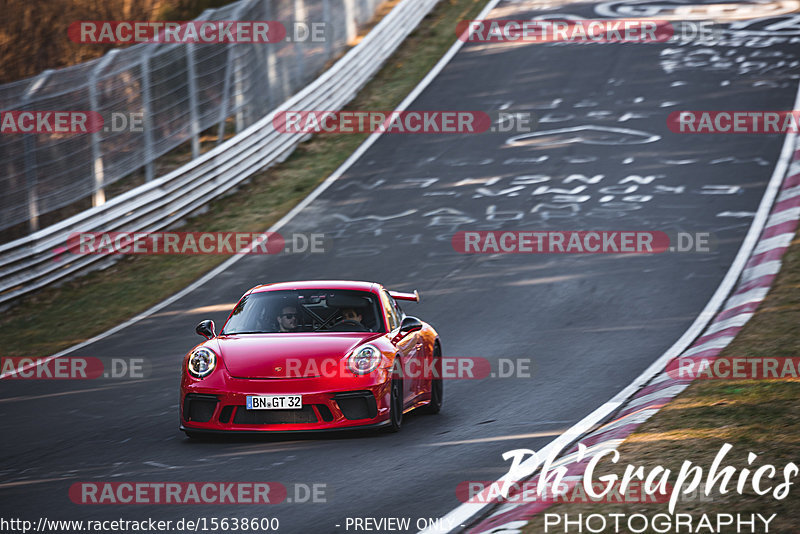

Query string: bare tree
[0,1,240,84]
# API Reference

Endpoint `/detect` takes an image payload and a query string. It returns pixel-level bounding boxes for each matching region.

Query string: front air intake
[334,391,378,420]
[184,394,218,423]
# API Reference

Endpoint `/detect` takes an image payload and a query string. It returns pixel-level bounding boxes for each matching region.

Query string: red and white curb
[459,150,800,534]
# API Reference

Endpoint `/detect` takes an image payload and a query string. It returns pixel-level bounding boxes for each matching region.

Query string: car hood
[214,332,383,378]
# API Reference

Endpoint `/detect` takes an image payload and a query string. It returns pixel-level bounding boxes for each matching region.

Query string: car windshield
[221,289,384,334]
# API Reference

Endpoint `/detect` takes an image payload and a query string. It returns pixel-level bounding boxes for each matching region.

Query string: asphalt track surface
[2,1,800,532]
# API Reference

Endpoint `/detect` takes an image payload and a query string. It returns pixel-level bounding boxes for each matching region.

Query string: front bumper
[180,373,392,433]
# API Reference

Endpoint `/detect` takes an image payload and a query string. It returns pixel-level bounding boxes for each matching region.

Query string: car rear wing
[388,290,420,302]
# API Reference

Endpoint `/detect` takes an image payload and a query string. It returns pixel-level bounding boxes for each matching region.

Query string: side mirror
[196,319,216,339]
[396,316,423,340]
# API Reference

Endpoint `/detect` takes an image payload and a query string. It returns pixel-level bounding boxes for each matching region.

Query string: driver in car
[276,305,299,332]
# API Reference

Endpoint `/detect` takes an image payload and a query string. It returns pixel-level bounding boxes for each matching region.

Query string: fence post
[21,70,52,234]
[235,52,249,133]
[323,0,332,58]
[218,44,236,145]
[185,42,201,159]
[232,0,267,131]
[263,0,277,113]
[88,50,119,208]
[140,48,156,182]
[217,2,248,145]
[345,0,357,43]
[293,0,307,88]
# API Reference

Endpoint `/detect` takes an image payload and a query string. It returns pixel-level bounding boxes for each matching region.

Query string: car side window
[391,296,405,322]
[382,291,400,331]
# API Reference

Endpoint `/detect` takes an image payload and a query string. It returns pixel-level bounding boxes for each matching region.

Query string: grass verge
[521,229,800,533]
[0,0,489,359]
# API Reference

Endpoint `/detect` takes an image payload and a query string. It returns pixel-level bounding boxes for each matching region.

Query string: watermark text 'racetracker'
[669,111,800,133]
[273,111,493,134]
[67,21,329,43]
[62,232,326,255]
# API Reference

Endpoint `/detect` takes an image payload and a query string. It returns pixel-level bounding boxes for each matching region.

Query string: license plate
[246,395,302,410]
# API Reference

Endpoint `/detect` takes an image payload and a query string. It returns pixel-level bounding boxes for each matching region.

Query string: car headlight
[347,344,382,375]
[187,347,217,378]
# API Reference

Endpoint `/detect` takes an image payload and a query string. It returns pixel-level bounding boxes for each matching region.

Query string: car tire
[387,376,403,432]
[421,343,443,414]
[184,430,208,441]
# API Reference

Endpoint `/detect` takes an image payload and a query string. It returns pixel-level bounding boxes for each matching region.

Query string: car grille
[232,405,318,424]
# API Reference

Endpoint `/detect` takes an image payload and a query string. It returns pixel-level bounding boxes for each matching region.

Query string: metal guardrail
[0,0,439,305]
[0,0,383,234]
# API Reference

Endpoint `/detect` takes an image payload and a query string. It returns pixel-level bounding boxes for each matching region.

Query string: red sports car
[180,280,442,437]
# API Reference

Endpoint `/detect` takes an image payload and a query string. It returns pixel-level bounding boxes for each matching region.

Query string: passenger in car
[340,308,364,325]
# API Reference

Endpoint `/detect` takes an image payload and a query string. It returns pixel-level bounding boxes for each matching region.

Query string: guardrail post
[140,48,156,182]
[21,70,52,234]
[89,50,119,207]
[186,42,201,159]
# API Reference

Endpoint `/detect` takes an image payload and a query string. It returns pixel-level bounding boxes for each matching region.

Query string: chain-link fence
[0,0,383,238]
[0,0,438,305]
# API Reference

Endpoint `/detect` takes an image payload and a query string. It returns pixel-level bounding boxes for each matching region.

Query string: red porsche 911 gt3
[180,280,442,437]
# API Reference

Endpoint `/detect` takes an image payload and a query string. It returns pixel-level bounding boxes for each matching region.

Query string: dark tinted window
[222,289,383,334]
